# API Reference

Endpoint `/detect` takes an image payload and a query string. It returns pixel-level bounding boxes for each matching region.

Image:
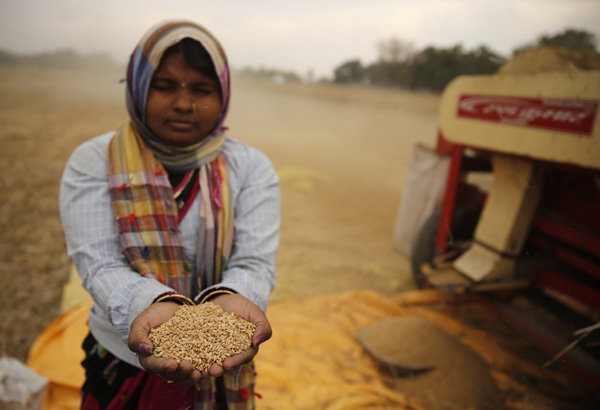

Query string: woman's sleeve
[198,147,281,312]
[59,136,174,344]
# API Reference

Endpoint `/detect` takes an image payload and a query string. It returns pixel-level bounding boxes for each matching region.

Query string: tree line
[1,28,596,90]
[333,28,598,92]
[0,48,120,71]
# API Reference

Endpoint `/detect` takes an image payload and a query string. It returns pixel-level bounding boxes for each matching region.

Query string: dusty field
[0,66,435,363]
[0,67,596,409]
[0,67,126,362]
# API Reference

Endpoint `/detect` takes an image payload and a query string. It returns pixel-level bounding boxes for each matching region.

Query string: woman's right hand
[128,301,209,385]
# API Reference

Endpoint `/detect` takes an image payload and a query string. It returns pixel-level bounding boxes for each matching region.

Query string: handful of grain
[148,302,256,372]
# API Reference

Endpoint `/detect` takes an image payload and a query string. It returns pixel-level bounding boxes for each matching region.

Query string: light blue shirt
[59,131,280,367]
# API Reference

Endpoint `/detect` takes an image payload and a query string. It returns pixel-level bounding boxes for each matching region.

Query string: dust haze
[0,65,439,361]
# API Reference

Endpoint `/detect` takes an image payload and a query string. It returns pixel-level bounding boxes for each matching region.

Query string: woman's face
[146,50,222,147]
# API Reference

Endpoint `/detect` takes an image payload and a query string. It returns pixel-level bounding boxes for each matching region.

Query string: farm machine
[396,47,600,390]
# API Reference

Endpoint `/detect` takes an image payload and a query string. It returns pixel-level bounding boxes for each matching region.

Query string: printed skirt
[80,332,257,410]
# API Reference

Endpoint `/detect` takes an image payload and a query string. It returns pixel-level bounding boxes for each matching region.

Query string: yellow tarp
[27,303,88,410]
[27,289,571,410]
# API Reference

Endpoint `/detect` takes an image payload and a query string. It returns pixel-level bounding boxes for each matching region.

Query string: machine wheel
[410,207,480,288]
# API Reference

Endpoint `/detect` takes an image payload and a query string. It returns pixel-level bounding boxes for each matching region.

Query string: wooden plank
[424,263,530,293]
[453,242,516,282]
[474,154,543,256]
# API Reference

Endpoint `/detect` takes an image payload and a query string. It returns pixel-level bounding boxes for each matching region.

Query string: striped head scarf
[107,20,234,297]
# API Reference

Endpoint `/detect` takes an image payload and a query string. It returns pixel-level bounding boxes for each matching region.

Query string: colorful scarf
[107,21,234,297]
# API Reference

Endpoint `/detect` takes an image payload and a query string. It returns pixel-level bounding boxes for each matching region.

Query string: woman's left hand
[128,301,208,385]
[205,293,272,378]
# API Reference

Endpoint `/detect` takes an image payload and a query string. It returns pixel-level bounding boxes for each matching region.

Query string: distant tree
[461,45,505,74]
[513,28,597,55]
[0,48,119,70]
[409,45,463,92]
[333,59,365,84]
[0,50,19,65]
[365,62,406,87]
[539,29,597,50]
[330,42,504,92]
[367,37,415,88]
[409,44,504,92]
[376,37,415,63]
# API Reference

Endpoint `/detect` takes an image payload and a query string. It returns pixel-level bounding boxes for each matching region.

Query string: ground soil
[0,67,597,409]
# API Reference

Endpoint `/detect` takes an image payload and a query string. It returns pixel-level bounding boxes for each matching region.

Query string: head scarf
[107,21,234,297]
[126,20,231,171]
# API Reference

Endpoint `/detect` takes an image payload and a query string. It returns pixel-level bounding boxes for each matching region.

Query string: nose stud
[181,81,186,87]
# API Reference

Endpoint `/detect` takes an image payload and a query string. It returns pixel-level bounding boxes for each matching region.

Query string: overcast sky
[1,0,599,78]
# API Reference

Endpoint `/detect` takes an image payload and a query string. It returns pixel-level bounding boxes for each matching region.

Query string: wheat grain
[148,302,256,372]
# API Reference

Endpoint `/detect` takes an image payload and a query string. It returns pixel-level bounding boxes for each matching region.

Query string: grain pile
[358,315,504,410]
[498,46,600,74]
[148,303,256,371]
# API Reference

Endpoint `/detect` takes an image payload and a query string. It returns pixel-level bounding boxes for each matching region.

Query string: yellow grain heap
[148,302,256,372]
[498,46,600,74]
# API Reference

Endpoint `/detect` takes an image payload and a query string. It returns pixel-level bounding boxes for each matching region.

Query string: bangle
[199,289,235,304]
[154,292,195,306]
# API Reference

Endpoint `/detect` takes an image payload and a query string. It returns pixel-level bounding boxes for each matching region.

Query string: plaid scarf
[107,21,234,297]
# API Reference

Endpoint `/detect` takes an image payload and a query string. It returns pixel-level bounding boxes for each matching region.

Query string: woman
[59,20,280,409]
